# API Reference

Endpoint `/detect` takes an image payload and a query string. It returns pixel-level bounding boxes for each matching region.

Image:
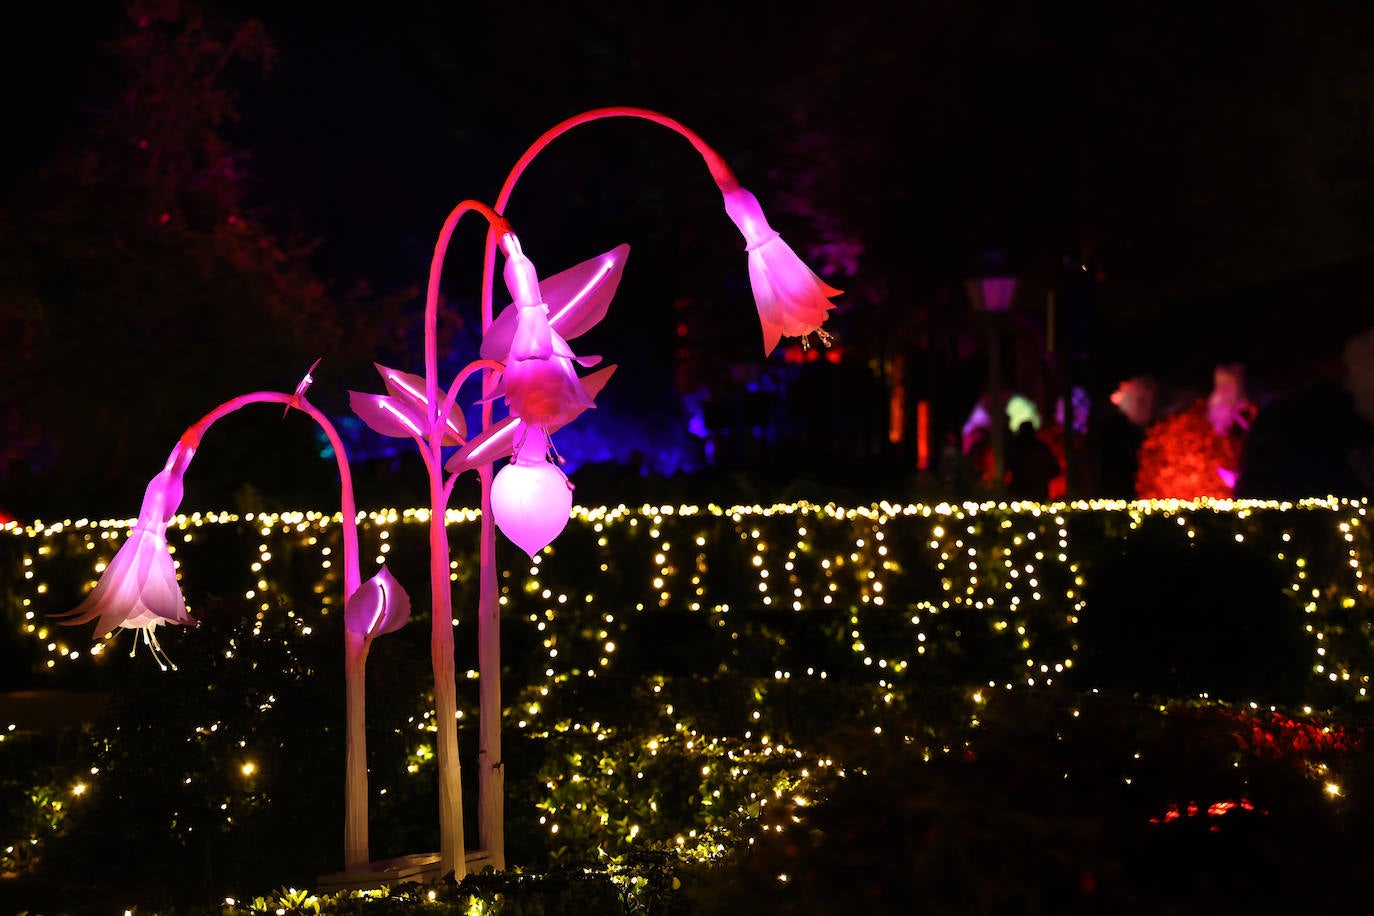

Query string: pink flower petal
[481,244,629,360]
[445,366,617,476]
[345,565,412,638]
[349,391,429,440]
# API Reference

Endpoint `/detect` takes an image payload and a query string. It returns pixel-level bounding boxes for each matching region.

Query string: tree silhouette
[0,1,412,517]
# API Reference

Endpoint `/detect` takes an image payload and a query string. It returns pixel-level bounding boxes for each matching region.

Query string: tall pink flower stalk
[469,106,845,867]
[54,106,842,885]
[54,381,390,872]
[342,204,625,877]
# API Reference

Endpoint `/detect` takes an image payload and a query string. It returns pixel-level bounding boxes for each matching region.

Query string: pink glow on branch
[423,200,510,418]
[285,358,323,417]
[494,108,739,211]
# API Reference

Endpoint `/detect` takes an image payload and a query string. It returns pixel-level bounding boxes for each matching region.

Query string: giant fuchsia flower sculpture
[50,106,843,884]
[50,441,196,669]
[723,185,841,355]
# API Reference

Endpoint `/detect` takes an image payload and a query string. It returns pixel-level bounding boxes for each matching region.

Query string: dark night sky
[7,0,1374,512]
[15,1,1374,309]
[271,3,1374,305]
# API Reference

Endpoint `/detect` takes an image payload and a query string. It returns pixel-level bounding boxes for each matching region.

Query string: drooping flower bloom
[445,365,617,477]
[481,243,628,362]
[495,234,601,430]
[722,186,841,356]
[344,565,411,640]
[51,442,196,668]
[490,426,574,557]
[473,234,623,557]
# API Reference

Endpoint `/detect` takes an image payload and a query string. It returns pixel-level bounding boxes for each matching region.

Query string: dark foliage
[694,690,1373,916]
[1074,520,1313,704]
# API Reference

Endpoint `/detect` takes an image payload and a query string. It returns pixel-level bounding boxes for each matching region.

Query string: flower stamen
[801,329,836,351]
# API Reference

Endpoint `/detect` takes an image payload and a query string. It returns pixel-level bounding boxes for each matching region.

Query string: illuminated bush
[0,498,1371,905]
[3,498,1371,702]
[1135,400,1243,499]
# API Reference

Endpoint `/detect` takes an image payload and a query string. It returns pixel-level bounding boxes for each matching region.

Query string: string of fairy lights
[2,497,1370,688]
[1,497,1370,869]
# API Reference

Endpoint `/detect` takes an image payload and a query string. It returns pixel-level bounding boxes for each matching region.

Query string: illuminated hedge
[1,498,1370,898]
[2,497,1369,704]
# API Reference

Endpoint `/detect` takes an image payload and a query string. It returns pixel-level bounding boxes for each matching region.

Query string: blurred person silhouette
[1006,420,1061,502]
[1236,326,1374,499]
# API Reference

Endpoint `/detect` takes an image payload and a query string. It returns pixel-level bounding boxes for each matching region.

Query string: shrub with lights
[1135,399,1245,499]
[10,498,1367,698]
[2,496,1374,910]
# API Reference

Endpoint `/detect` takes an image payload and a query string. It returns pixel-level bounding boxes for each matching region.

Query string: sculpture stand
[316,849,491,893]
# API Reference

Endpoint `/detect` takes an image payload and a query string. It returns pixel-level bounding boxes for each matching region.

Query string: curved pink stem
[178,388,370,869]
[181,391,361,597]
[480,106,740,336]
[500,107,739,206]
[470,105,740,870]
[437,358,507,445]
[420,200,507,879]
[424,200,510,429]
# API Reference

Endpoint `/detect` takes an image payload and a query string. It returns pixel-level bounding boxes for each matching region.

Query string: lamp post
[966,267,1017,493]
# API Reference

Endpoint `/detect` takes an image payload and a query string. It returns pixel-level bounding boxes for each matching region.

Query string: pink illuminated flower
[472,235,626,558]
[493,234,603,430]
[722,186,841,356]
[51,443,195,669]
[480,244,629,361]
[349,364,467,445]
[344,565,411,640]
[445,365,617,476]
[502,307,598,428]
